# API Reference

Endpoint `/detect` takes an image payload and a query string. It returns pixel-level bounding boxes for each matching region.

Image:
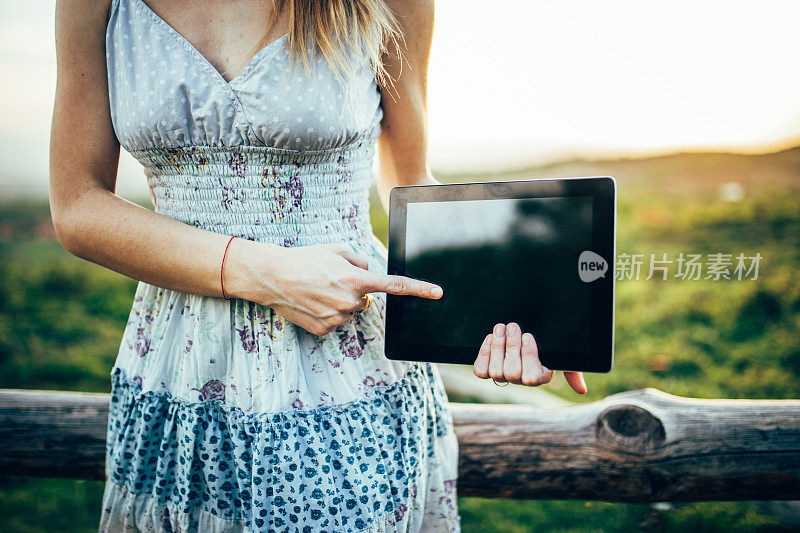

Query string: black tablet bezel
[384,176,616,373]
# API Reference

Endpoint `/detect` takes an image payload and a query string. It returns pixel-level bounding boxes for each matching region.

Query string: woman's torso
[104,0,432,414]
[101,2,460,529]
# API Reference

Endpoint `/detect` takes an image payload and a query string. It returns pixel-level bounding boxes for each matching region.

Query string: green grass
[1,152,799,531]
[457,498,798,533]
[0,477,104,533]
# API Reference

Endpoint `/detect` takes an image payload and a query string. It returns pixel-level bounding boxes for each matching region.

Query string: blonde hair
[252,0,405,91]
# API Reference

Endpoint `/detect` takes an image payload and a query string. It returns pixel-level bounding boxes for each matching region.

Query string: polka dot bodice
[106,0,383,153]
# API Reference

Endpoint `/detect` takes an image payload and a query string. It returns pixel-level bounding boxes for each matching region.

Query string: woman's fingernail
[522,333,532,345]
[494,323,505,335]
[430,286,443,297]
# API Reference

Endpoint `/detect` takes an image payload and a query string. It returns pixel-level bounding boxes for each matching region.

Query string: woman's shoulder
[55,0,114,31]
[384,0,434,31]
[384,0,434,14]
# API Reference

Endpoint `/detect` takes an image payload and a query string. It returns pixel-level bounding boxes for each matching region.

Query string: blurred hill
[441,145,800,197]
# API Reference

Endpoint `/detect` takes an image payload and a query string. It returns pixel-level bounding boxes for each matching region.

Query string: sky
[1,0,799,198]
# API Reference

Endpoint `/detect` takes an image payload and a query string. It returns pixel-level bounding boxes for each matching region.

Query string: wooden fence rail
[1,386,799,502]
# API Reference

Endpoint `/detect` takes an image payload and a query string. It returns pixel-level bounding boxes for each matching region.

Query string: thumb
[564,371,587,394]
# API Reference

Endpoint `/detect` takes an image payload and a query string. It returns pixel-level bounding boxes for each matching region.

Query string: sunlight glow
[1,0,799,197]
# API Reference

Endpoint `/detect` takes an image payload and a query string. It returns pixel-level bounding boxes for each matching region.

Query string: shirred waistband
[130,140,378,246]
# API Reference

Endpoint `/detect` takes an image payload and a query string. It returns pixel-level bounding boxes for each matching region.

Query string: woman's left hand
[473,322,588,394]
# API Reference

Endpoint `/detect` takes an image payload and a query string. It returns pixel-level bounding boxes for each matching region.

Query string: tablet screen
[401,196,595,356]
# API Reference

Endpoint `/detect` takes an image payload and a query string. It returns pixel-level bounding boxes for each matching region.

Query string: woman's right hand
[226,240,443,336]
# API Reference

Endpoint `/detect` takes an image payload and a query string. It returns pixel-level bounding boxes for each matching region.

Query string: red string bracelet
[221,235,236,300]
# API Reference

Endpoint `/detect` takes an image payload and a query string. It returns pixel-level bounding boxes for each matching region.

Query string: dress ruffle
[102,363,459,532]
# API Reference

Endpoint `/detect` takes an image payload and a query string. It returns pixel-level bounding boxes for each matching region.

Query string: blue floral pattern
[102,363,457,532]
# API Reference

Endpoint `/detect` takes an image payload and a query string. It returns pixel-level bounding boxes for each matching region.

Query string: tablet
[384,176,616,373]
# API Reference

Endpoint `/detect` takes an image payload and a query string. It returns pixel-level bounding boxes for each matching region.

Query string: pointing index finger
[358,270,443,299]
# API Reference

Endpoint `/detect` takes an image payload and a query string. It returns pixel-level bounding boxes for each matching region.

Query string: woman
[50,0,588,531]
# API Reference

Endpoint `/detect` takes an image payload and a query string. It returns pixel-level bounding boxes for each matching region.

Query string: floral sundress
[99,0,461,531]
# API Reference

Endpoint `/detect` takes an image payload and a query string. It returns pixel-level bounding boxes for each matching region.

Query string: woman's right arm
[50,0,262,300]
[50,0,441,336]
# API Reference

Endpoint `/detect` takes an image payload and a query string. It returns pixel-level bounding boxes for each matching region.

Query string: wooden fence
[1,385,799,502]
